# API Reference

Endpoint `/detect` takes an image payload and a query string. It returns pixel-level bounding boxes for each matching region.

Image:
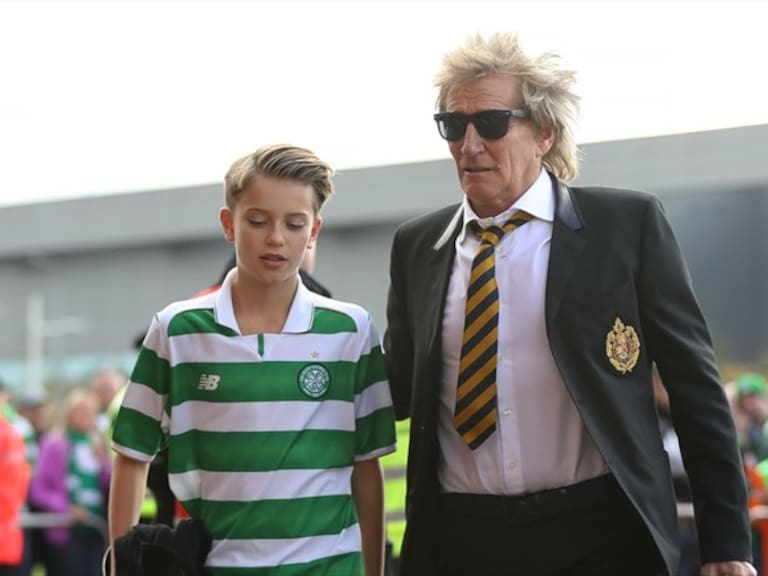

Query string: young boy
[109,144,397,576]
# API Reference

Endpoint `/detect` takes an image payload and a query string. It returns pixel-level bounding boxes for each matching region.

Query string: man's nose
[461,122,485,154]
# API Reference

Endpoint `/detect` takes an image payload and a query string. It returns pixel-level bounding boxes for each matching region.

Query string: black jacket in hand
[106,518,212,576]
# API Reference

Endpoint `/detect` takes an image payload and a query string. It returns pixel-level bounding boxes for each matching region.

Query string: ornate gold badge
[605,318,640,374]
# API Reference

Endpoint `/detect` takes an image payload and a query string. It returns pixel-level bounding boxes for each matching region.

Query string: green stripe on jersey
[130,347,171,394]
[168,308,238,337]
[354,346,387,393]
[208,552,362,576]
[168,430,355,473]
[113,407,166,456]
[192,495,356,539]
[355,407,397,456]
[311,307,357,334]
[168,361,357,405]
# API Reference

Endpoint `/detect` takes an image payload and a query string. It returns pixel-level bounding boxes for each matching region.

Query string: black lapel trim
[546,176,586,323]
[426,205,463,357]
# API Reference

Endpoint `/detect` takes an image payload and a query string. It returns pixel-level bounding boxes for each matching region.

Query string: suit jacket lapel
[546,177,586,324]
[420,181,584,356]
[425,205,463,360]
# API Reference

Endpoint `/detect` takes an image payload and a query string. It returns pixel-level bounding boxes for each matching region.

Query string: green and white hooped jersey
[112,273,397,576]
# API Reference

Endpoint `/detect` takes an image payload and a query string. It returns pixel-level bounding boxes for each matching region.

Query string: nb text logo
[198,374,221,391]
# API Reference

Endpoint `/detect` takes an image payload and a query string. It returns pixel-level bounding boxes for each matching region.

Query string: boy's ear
[307,216,323,249]
[219,207,235,243]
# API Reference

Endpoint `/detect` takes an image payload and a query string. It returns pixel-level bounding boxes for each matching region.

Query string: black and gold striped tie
[454,210,533,449]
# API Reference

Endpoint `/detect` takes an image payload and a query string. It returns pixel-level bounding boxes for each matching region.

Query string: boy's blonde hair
[224,144,335,212]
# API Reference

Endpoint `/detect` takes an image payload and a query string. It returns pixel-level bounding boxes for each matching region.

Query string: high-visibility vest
[380,418,410,558]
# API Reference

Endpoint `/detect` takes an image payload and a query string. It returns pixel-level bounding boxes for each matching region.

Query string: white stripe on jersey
[169,469,200,501]
[111,443,156,463]
[206,525,361,568]
[354,444,397,462]
[121,382,167,424]
[143,316,171,360]
[170,400,355,435]
[166,331,375,366]
[169,466,353,502]
[354,380,393,419]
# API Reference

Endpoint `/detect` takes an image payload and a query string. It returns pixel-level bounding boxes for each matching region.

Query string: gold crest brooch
[605,317,640,374]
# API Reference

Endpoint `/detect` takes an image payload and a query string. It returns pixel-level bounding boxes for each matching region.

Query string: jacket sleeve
[638,197,750,563]
[384,226,415,421]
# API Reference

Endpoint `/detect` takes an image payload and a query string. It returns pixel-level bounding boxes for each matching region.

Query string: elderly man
[384,32,753,576]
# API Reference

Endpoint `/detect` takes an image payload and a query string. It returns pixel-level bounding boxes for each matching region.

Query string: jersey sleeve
[353,314,397,461]
[112,314,171,462]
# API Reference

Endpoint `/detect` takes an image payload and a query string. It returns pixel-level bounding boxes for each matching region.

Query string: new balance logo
[198,374,221,391]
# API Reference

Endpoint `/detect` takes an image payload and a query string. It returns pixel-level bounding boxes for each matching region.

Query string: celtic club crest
[605,317,640,374]
[298,364,331,398]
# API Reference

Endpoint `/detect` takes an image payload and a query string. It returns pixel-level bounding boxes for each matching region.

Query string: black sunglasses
[433,109,528,141]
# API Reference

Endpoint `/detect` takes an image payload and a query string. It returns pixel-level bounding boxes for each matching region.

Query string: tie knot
[470,210,532,246]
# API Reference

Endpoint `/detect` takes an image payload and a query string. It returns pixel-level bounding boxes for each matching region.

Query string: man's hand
[700,561,757,576]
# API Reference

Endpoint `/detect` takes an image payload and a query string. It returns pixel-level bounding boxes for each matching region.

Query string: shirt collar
[282,280,315,333]
[459,168,555,243]
[214,268,239,333]
[215,268,315,335]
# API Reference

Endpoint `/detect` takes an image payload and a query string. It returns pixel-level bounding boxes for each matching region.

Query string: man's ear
[536,125,555,158]
[219,207,235,243]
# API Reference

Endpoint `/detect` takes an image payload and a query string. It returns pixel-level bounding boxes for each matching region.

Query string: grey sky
[1,0,766,207]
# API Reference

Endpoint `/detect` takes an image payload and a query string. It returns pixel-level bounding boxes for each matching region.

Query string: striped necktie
[454,210,533,449]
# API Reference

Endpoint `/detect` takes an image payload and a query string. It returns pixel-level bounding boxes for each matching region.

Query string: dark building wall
[2,126,768,389]
[0,240,232,364]
[659,185,768,363]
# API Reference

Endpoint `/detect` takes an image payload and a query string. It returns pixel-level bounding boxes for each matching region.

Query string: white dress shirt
[438,169,608,495]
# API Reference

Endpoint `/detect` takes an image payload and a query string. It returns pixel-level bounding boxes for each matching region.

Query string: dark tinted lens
[438,115,469,141]
[473,111,510,139]
[435,111,512,141]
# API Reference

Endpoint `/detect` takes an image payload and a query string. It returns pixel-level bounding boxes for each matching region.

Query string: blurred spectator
[729,373,768,575]
[746,459,768,576]
[3,394,37,576]
[734,373,768,465]
[29,389,111,576]
[11,391,53,576]
[88,369,124,437]
[11,391,49,468]
[0,379,31,576]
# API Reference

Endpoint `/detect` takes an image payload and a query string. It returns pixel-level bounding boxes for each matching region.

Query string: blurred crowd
[654,368,768,576]
[4,363,768,575]
[730,372,768,576]
[1,369,128,576]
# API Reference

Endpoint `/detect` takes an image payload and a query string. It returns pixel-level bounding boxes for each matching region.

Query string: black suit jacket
[384,175,750,576]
